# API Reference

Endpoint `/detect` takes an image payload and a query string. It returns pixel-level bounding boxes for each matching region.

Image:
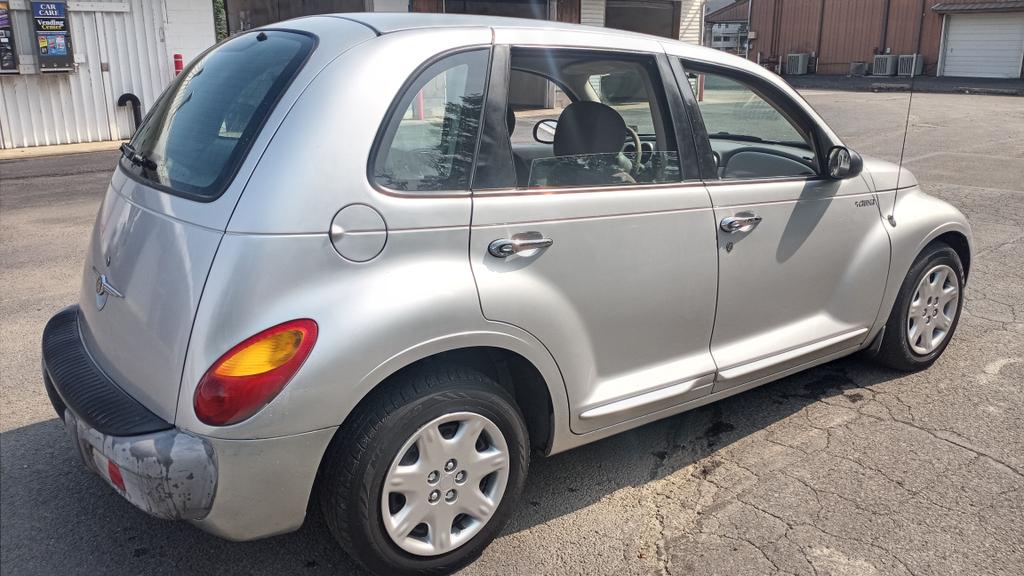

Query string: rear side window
[503,48,682,190]
[372,49,490,193]
[122,30,314,201]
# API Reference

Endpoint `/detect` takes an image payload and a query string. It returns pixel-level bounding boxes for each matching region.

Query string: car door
[468,36,719,435]
[677,59,890,391]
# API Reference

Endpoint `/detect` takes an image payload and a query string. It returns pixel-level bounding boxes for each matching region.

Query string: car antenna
[891,62,917,227]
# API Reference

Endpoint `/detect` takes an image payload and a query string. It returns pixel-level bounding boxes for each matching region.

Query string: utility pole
[745,0,752,59]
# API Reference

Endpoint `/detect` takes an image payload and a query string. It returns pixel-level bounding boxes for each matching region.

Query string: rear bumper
[42,305,336,540]
[42,305,217,520]
[63,408,218,520]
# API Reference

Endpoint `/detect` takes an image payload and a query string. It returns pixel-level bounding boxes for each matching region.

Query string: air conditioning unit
[786,53,810,75]
[872,54,898,76]
[849,61,868,76]
[898,54,924,77]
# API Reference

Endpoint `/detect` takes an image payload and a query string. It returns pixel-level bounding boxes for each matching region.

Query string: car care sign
[32,1,73,71]
[0,2,18,73]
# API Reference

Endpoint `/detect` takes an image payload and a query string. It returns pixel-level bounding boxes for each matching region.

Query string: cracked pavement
[2,91,1022,575]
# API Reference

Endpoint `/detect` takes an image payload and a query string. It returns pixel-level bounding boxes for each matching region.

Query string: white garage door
[941,13,1024,78]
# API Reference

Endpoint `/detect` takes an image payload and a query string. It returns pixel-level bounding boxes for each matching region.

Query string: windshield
[123,30,314,200]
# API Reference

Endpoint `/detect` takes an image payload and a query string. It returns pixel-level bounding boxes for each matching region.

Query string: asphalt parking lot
[2,90,1022,576]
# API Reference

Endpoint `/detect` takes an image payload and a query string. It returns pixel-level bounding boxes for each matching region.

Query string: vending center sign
[32,1,73,71]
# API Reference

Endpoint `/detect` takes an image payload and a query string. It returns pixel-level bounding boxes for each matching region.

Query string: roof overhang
[932,1,1024,13]
[705,0,750,23]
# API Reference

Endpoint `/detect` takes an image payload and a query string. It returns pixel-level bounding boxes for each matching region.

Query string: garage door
[941,13,1024,78]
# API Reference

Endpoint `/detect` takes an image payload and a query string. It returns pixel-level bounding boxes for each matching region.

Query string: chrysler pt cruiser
[41,13,971,576]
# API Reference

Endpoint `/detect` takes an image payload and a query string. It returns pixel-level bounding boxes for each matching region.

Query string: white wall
[678,0,703,44]
[582,0,703,43]
[164,0,217,66]
[0,0,215,149]
[581,0,606,27]
[372,0,409,12]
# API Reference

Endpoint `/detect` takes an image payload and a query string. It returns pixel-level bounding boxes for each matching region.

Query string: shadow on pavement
[0,356,901,576]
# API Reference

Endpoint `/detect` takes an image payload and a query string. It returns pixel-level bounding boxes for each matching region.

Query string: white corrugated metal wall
[679,0,703,44]
[0,0,213,149]
[581,0,606,27]
[579,0,703,42]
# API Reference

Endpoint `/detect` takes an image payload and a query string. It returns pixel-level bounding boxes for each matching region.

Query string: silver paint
[58,13,972,543]
[329,203,388,262]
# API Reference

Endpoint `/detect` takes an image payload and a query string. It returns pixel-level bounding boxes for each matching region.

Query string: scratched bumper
[42,305,216,521]
[64,409,217,520]
[42,305,329,540]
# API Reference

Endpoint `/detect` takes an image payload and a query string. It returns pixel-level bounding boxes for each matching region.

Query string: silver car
[41,13,971,576]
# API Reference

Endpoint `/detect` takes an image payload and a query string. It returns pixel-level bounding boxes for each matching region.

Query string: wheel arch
[342,331,568,456]
[930,230,971,280]
[870,214,973,345]
[304,332,569,521]
[868,180,974,340]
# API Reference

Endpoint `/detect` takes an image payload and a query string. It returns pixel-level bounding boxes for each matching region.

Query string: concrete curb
[784,75,1024,97]
[0,140,126,161]
[866,83,1024,96]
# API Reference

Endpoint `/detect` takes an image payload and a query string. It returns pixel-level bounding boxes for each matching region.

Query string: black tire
[873,242,965,371]
[317,362,529,576]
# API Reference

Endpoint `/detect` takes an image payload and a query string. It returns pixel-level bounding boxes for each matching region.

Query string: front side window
[687,66,818,180]
[373,49,489,192]
[123,30,313,200]
[505,48,682,190]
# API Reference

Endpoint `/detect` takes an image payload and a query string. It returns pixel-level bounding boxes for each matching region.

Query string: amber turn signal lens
[194,319,318,426]
[214,329,305,377]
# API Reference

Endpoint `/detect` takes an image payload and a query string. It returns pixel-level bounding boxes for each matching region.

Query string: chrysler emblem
[93,269,123,310]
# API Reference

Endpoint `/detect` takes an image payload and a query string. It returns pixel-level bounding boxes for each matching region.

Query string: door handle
[720,215,762,233]
[488,236,554,258]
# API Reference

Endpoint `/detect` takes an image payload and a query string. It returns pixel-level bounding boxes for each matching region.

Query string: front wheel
[873,242,965,371]
[318,364,529,576]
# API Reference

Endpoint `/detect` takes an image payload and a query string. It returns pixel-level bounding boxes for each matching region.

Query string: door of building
[604,0,680,39]
[941,13,1024,79]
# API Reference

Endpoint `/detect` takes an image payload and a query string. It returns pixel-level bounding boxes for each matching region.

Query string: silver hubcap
[381,412,510,556]
[907,264,959,355]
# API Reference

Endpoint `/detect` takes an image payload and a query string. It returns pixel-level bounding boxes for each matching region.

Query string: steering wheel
[620,126,643,175]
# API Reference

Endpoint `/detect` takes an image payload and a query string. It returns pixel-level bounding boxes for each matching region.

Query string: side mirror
[826,146,863,179]
[533,119,557,144]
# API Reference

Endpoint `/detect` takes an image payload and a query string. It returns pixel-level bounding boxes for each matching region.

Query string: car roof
[328,12,644,37]
[284,12,731,62]
[273,12,833,141]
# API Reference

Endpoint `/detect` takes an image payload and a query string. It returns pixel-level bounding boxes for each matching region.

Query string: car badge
[93,267,123,310]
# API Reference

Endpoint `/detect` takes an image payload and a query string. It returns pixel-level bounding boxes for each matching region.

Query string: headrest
[553,101,626,158]
[506,106,516,136]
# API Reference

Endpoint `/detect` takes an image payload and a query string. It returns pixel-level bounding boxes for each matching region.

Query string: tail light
[194,319,318,426]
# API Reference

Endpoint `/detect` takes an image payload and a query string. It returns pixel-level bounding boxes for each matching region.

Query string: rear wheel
[873,242,964,371]
[318,363,529,576]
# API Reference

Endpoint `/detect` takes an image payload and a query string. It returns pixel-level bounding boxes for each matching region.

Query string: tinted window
[505,48,682,190]
[123,31,313,200]
[687,67,817,180]
[373,50,489,192]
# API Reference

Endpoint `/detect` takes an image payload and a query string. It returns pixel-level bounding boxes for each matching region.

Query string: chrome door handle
[720,215,762,233]
[488,236,554,258]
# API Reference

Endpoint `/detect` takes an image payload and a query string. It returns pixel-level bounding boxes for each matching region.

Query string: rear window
[122,30,314,201]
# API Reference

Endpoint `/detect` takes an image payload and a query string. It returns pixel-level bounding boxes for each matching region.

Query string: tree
[212,0,228,40]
